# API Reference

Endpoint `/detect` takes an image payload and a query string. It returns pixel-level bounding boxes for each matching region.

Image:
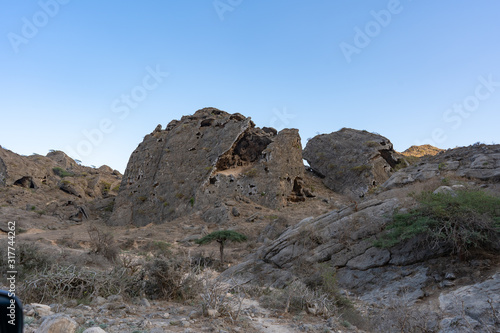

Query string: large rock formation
[109,108,304,226]
[383,143,500,189]
[303,128,405,198]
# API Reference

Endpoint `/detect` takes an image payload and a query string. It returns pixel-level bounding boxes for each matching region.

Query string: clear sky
[1,1,499,172]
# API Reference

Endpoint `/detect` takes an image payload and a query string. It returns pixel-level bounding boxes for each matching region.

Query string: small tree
[195,230,247,264]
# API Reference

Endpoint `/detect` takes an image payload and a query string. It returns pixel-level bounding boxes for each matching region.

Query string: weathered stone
[29,303,54,317]
[110,108,304,226]
[439,273,500,328]
[346,247,391,270]
[439,316,482,333]
[36,314,77,333]
[303,128,405,198]
[433,186,455,195]
[206,309,220,318]
[202,205,229,224]
[82,328,107,333]
[231,206,240,217]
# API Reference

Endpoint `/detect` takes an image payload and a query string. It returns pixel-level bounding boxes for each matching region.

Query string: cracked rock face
[303,128,405,198]
[109,108,304,226]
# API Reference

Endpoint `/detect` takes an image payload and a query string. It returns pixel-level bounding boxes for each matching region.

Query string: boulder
[82,328,107,333]
[109,108,304,226]
[303,128,405,198]
[36,314,77,333]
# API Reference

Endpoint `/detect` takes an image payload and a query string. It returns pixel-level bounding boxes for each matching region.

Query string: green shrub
[101,181,111,195]
[104,200,115,212]
[375,189,500,256]
[52,167,74,178]
[195,230,247,264]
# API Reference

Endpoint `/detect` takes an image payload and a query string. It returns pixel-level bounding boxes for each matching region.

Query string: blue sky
[1,1,499,172]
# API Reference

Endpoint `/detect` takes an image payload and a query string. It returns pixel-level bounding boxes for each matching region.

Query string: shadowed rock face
[303,128,405,198]
[109,108,304,227]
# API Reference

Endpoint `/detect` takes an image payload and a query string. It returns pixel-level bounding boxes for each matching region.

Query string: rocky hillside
[0,147,121,224]
[0,109,499,333]
[223,143,500,332]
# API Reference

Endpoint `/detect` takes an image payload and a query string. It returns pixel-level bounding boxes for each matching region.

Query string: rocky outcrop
[0,147,121,221]
[383,144,500,189]
[0,148,121,197]
[303,128,405,198]
[222,197,445,299]
[110,108,304,227]
[402,144,444,158]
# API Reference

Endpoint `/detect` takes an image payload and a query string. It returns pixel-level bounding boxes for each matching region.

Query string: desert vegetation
[375,188,500,256]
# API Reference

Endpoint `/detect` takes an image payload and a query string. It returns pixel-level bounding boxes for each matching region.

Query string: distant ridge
[402,144,444,158]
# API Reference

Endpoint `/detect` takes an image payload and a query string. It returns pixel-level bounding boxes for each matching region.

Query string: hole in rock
[14,176,36,188]
[215,129,273,171]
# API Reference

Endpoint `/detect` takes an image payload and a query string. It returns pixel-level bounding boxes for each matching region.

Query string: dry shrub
[200,278,233,317]
[199,276,247,322]
[0,241,54,280]
[56,233,82,249]
[19,253,205,304]
[87,224,119,261]
[142,256,201,301]
[20,264,140,304]
[259,280,336,317]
